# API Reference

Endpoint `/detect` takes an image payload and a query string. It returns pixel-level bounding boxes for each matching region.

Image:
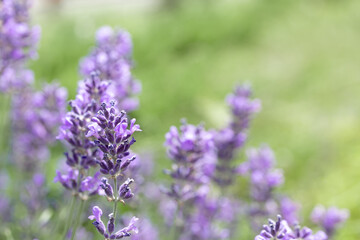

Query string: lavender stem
[113,177,118,223]
[62,195,76,239]
[70,200,85,240]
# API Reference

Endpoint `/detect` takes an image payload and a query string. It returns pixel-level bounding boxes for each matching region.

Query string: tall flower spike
[238,145,284,202]
[212,84,261,186]
[0,0,40,92]
[12,83,67,172]
[161,121,219,240]
[80,26,141,112]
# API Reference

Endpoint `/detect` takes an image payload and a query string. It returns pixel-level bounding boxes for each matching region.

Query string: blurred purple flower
[12,83,68,172]
[0,0,40,92]
[311,205,349,237]
[89,206,138,239]
[80,26,140,112]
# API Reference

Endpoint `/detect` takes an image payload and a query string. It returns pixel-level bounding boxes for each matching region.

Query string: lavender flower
[164,121,216,185]
[88,101,141,176]
[12,83,67,172]
[54,167,101,199]
[212,84,261,186]
[311,205,349,237]
[238,145,283,202]
[255,215,327,240]
[130,218,158,240]
[280,197,300,226]
[160,121,220,239]
[0,0,40,92]
[89,206,138,239]
[80,26,141,112]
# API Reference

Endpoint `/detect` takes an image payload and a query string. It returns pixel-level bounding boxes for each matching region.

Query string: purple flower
[130,218,158,240]
[255,215,289,240]
[280,197,300,226]
[164,121,216,184]
[12,83,68,172]
[79,26,140,112]
[89,101,141,176]
[54,167,78,191]
[0,0,40,92]
[255,215,328,240]
[238,145,284,202]
[212,84,260,187]
[80,172,101,196]
[226,84,261,131]
[89,206,138,239]
[311,205,349,237]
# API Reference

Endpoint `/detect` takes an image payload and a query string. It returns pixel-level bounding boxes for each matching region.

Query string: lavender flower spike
[89,206,138,239]
[212,84,261,186]
[255,215,327,240]
[80,26,141,112]
[89,101,141,176]
[311,205,349,237]
[0,0,41,92]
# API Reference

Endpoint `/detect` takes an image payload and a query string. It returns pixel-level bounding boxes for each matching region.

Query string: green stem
[70,200,85,240]
[113,177,118,223]
[62,195,77,239]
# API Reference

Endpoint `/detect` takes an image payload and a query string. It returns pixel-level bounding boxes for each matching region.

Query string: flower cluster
[311,205,349,237]
[161,121,221,239]
[54,26,142,239]
[0,0,40,92]
[238,146,284,202]
[88,101,141,176]
[12,83,67,172]
[89,206,138,239]
[164,122,215,185]
[212,84,261,186]
[255,215,327,240]
[80,26,141,112]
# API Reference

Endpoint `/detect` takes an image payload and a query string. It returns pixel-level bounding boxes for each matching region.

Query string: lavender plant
[0,2,352,239]
[0,0,40,92]
[161,121,224,239]
[56,26,142,239]
[212,84,261,187]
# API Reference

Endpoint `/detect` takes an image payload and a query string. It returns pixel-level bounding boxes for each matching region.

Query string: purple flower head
[12,83,68,172]
[79,172,101,197]
[255,215,328,240]
[118,178,135,200]
[212,84,260,187]
[54,167,78,191]
[164,121,216,183]
[89,206,138,239]
[80,26,140,112]
[238,145,284,202]
[0,0,40,92]
[89,101,141,176]
[89,206,107,236]
[226,84,261,131]
[280,197,300,226]
[255,215,289,240]
[311,205,349,237]
[287,225,327,240]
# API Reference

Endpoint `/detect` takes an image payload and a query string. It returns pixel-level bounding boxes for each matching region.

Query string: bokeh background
[17,0,360,238]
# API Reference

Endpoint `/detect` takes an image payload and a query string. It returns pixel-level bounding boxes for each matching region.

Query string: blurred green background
[29,0,360,239]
